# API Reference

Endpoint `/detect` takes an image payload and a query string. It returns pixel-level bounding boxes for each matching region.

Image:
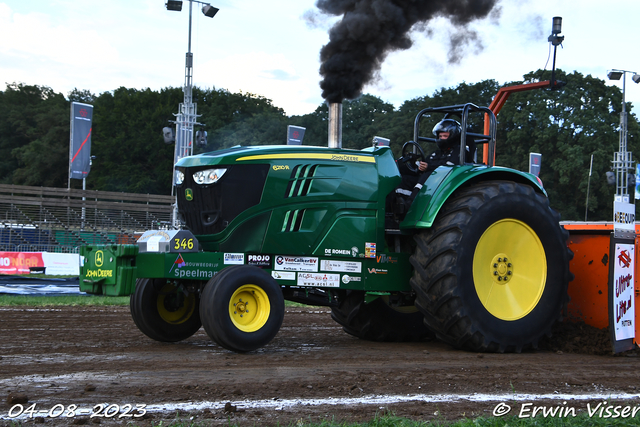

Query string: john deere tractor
[80,103,572,353]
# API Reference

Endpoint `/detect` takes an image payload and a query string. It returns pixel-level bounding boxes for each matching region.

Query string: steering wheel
[399,141,425,173]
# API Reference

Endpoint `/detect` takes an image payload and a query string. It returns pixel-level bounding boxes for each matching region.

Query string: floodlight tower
[607,69,640,200]
[165,0,218,225]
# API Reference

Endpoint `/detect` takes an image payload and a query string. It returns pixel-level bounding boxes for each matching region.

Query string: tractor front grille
[176,164,269,235]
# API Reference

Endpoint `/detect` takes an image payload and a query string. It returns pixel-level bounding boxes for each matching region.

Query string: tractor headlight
[175,170,185,185]
[193,168,226,185]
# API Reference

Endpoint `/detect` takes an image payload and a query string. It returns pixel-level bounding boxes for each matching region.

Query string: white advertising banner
[41,253,80,275]
[0,252,79,275]
[613,243,635,341]
[613,201,635,235]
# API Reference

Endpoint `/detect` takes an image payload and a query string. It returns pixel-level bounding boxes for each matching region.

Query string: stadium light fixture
[202,5,218,18]
[165,1,183,11]
[608,71,623,81]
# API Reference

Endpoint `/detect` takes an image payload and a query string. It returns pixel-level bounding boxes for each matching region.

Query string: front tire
[410,180,572,352]
[200,265,285,352]
[130,278,202,342]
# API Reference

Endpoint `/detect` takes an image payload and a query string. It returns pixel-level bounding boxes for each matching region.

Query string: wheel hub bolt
[491,254,513,284]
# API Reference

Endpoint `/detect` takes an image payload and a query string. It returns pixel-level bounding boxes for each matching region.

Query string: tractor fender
[399,165,546,230]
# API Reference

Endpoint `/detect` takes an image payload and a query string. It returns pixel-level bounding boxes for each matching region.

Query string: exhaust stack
[328,102,342,148]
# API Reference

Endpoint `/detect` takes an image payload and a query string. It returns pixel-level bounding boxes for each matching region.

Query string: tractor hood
[175,145,379,168]
[173,144,401,254]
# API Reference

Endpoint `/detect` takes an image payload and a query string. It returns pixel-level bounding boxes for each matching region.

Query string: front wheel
[410,180,572,352]
[130,278,202,342]
[199,265,285,352]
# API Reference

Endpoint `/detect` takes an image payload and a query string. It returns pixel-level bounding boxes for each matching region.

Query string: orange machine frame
[563,222,639,345]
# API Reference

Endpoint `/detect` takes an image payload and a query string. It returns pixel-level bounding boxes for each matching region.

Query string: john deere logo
[95,250,104,267]
[185,188,194,201]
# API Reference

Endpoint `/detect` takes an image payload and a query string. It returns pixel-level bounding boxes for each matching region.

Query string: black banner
[69,102,93,180]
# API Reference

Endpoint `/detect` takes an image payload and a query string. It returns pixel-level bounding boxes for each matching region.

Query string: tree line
[0,68,637,221]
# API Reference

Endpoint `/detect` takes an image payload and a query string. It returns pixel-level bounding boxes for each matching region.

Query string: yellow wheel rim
[381,296,419,314]
[157,283,196,324]
[472,219,546,321]
[228,284,271,332]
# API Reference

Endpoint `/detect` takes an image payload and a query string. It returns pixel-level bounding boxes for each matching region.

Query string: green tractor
[80,103,572,353]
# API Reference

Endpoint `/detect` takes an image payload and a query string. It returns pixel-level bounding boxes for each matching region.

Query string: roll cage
[412,103,497,167]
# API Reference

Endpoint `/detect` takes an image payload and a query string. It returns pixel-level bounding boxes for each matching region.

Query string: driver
[397,119,472,200]
[424,118,470,172]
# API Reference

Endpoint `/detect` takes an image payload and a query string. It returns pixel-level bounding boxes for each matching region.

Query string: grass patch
[0,288,325,308]
[114,412,640,426]
[0,294,129,306]
[0,294,323,308]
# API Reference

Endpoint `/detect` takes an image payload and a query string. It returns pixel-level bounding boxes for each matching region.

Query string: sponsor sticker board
[274,256,318,272]
[320,260,361,273]
[612,243,635,341]
[297,273,340,288]
[224,253,245,265]
[272,271,295,281]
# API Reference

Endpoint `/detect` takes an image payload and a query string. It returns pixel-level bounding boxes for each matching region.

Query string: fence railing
[0,184,174,251]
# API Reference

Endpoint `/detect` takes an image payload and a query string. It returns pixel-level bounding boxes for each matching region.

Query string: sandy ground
[2,305,640,426]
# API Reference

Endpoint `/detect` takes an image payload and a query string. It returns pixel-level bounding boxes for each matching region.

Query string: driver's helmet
[432,119,461,150]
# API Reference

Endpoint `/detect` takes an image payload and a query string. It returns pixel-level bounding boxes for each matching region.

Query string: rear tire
[130,278,202,342]
[410,180,572,352]
[331,290,433,342]
[200,265,284,352]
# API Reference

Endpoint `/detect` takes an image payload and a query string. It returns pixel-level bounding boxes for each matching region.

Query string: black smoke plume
[317,0,500,103]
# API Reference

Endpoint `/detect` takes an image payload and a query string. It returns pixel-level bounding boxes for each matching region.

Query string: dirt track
[2,305,640,426]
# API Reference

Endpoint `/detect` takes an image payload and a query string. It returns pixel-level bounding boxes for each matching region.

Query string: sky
[1,0,639,117]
